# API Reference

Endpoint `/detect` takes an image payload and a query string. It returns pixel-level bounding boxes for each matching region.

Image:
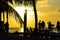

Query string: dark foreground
[0,33,60,40]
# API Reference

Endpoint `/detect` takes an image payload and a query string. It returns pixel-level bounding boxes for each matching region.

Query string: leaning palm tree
[0,0,24,27]
[0,0,37,33]
[32,0,38,29]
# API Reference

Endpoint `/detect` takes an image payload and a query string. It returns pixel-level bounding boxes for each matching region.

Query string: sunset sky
[36,0,60,28]
[7,0,60,29]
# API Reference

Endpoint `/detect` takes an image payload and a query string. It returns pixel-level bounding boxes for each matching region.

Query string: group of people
[38,20,60,30]
[38,21,45,30]
[25,21,60,34]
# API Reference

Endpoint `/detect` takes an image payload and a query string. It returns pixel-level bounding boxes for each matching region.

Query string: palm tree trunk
[24,9,27,36]
[0,12,1,21]
[3,12,4,23]
[6,1,9,23]
[6,10,8,23]
[32,0,38,29]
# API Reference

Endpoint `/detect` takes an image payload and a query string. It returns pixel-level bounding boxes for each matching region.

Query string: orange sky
[7,0,60,29]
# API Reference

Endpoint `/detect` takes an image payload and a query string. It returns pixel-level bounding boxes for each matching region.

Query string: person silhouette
[39,20,42,30]
[41,21,45,30]
[30,27,32,32]
[5,22,9,35]
[56,21,60,31]
[48,21,54,30]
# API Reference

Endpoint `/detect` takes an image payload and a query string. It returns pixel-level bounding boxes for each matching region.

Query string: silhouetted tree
[32,0,38,29]
[23,0,38,36]
[24,0,38,30]
[0,0,24,35]
[24,9,27,36]
[0,0,12,21]
[0,0,24,26]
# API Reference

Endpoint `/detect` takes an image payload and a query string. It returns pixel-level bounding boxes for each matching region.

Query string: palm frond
[0,2,24,27]
[15,0,23,4]
[8,5,24,26]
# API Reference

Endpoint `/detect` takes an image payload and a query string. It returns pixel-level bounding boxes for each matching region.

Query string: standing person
[5,22,9,35]
[41,21,45,30]
[48,21,54,31]
[56,21,60,31]
[48,21,52,30]
[39,20,42,30]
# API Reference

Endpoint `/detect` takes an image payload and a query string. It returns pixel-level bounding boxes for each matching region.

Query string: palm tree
[0,0,24,27]
[32,0,38,29]
[23,0,38,36]
[23,0,38,29]
[0,0,12,21]
[0,0,37,33]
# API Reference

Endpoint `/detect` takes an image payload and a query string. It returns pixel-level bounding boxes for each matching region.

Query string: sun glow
[14,6,34,32]
[15,6,33,21]
[15,6,35,28]
[15,6,25,21]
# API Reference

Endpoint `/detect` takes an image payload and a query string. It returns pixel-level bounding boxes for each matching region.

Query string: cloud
[36,0,51,12]
[36,0,50,7]
[48,0,60,8]
[36,0,60,12]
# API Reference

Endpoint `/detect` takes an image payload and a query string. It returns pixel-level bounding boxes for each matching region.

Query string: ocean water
[9,28,24,33]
